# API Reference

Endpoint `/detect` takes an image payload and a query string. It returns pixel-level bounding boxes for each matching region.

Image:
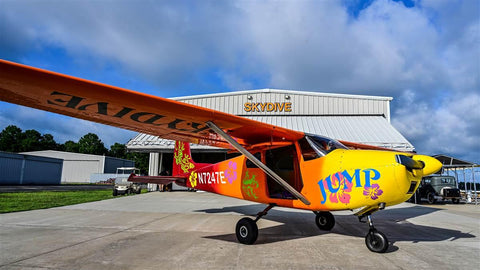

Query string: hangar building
[0,151,63,185]
[21,150,134,183]
[126,89,414,177]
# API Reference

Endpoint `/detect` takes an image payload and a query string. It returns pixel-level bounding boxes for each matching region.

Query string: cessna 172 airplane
[0,60,442,253]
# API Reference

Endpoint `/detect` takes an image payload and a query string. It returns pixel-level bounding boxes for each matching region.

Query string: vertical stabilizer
[172,141,197,176]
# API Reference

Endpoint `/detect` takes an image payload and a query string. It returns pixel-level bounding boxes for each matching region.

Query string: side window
[246,152,261,168]
[298,137,320,161]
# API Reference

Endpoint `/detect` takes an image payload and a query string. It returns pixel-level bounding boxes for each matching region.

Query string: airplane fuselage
[176,138,440,212]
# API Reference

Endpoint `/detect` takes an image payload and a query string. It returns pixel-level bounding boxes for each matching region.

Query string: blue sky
[0,0,479,163]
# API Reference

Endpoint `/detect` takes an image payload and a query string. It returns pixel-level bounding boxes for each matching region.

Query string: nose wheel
[365,229,388,253]
[361,215,389,253]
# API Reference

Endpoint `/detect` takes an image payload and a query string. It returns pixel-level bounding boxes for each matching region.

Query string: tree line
[0,125,148,173]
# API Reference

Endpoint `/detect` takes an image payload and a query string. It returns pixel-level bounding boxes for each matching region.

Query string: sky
[0,0,479,163]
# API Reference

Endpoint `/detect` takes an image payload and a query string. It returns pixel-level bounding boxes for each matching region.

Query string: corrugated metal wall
[103,157,135,173]
[175,89,391,121]
[0,152,62,185]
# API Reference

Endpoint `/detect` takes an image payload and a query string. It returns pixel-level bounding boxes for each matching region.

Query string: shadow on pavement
[198,204,475,249]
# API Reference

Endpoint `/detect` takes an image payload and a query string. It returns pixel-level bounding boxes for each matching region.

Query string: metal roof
[127,115,414,152]
[126,89,413,152]
[173,88,392,101]
[433,154,478,168]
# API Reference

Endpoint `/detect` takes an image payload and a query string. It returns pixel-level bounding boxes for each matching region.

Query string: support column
[148,152,160,191]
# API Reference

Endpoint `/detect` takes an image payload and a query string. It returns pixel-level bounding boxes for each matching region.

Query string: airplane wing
[339,140,402,152]
[0,60,304,149]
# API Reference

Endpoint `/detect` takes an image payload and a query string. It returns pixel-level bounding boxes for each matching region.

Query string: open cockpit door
[266,144,303,199]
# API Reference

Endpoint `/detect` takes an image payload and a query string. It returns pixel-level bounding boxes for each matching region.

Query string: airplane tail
[128,140,201,187]
[172,141,202,176]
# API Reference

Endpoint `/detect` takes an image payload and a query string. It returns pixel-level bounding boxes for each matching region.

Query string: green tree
[0,125,23,152]
[126,152,149,174]
[40,134,58,150]
[20,129,42,152]
[63,140,79,152]
[78,133,107,155]
[109,143,127,158]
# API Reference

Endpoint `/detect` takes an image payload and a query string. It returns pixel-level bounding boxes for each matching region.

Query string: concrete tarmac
[0,192,479,270]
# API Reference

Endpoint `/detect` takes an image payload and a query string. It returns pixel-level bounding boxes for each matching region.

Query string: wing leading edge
[0,60,304,148]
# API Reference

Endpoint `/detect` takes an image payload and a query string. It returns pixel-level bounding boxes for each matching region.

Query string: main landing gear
[235,204,275,244]
[314,211,335,231]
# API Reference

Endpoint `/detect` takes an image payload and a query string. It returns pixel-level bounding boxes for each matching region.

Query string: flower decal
[224,161,238,184]
[174,142,195,174]
[189,172,198,188]
[363,183,383,200]
[324,173,353,204]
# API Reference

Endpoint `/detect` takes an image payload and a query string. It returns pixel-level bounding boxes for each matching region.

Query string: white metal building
[126,89,414,177]
[21,150,134,183]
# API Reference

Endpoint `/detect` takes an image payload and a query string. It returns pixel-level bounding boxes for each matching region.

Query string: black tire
[452,198,460,204]
[315,212,335,231]
[235,217,258,245]
[112,189,118,196]
[365,230,389,253]
[136,188,141,194]
[427,192,436,204]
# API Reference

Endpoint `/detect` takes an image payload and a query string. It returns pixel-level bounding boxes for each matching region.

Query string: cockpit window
[304,134,347,158]
[298,137,320,161]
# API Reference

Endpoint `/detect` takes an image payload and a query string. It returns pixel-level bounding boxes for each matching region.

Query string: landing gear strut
[360,214,389,253]
[235,204,275,245]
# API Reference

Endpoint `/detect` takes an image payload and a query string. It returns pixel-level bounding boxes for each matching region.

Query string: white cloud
[393,92,480,161]
[0,0,478,161]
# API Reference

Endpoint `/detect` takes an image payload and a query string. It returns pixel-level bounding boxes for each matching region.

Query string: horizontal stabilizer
[128,174,187,185]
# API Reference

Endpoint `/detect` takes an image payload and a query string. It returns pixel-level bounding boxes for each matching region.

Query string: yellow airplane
[0,60,442,253]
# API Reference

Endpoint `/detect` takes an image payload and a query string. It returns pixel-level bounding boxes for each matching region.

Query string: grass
[0,189,115,213]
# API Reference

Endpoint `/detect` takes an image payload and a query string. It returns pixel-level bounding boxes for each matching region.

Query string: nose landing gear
[363,215,389,253]
[357,203,389,253]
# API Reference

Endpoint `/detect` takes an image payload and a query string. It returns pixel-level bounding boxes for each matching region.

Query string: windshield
[304,134,347,157]
[432,177,456,186]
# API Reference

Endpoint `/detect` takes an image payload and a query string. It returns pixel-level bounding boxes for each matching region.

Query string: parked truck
[410,175,461,204]
[113,167,142,196]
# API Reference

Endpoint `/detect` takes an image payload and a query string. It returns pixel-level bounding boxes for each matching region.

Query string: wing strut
[206,121,311,206]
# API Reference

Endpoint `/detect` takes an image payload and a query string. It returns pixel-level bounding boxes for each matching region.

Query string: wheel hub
[239,225,248,238]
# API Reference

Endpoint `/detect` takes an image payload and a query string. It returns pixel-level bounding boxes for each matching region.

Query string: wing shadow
[197,204,476,248]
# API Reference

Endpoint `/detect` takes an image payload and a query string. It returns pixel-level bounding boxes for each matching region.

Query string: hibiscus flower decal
[363,183,383,200]
[224,161,237,184]
[324,173,353,204]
